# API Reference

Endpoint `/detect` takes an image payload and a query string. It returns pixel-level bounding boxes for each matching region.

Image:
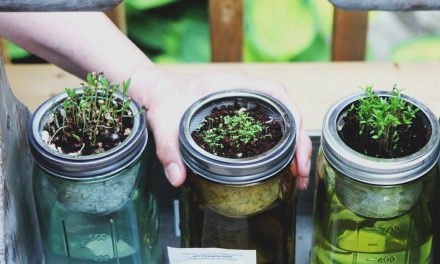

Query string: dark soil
[338,102,431,158]
[191,101,283,158]
[43,100,133,156]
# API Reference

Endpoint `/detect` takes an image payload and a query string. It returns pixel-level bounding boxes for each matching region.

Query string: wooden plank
[0,39,10,64]
[106,3,127,34]
[329,0,440,11]
[6,63,440,131]
[0,0,122,11]
[209,0,243,62]
[332,8,368,61]
[0,58,43,263]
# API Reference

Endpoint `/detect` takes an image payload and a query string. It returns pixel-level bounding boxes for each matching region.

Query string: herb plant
[193,106,278,157]
[45,72,135,155]
[350,86,419,155]
[200,110,265,154]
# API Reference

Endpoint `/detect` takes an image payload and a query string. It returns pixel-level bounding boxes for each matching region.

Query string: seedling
[350,86,419,155]
[45,72,136,155]
[194,107,274,156]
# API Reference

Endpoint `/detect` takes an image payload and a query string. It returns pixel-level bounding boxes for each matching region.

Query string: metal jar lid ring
[322,91,440,185]
[179,89,297,185]
[28,88,148,181]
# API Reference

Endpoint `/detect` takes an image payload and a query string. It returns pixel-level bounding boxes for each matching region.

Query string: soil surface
[338,102,431,158]
[192,102,283,158]
[43,100,133,156]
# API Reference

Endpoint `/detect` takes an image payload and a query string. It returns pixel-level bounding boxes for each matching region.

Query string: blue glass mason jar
[179,90,298,264]
[29,90,160,263]
[311,91,440,264]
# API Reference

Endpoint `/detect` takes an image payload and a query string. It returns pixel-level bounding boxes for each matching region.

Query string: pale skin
[0,12,312,189]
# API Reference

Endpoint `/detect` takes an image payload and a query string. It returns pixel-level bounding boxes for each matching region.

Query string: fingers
[148,104,188,187]
[154,126,187,187]
[247,79,312,190]
[294,128,313,190]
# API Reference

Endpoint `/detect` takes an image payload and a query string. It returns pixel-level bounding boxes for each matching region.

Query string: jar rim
[322,90,440,185]
[179,89,296,184]
[28,88,147,180]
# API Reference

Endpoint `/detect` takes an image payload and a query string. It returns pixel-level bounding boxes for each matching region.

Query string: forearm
[0,12,157,94]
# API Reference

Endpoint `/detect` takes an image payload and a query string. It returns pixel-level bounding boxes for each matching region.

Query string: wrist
[125,64,169,108]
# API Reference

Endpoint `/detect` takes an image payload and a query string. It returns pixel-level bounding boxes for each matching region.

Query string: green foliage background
[6,0,440,63]
[125,0,333,63]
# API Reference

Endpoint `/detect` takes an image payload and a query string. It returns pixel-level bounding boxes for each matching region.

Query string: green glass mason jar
[311,91,440,264]
[179,90,297,264]
[29,90,160,264]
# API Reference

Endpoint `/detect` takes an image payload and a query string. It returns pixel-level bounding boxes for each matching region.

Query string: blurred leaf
[164,15,210,62]
[309,0,333,41]
[366,46,376,61]
[292,35,330,61]
[125,0,177,10]
[243,38,264,62]
[245,0,316,61]
[128,15,174,50]
[153,54,181,63]
[7,41,29,60]
[392,36,440,62]
[180,21,210,62]
[129,5,210,62]
[127,0,333,63]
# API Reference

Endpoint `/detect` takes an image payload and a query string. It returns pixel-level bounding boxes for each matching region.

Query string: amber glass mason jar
[29,90,160,263]
[311,91,440,264]
[179,90,298,264]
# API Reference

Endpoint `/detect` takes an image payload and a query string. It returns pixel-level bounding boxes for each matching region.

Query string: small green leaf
[98,74,109,87]
[87,73,94,85]
[123,78,132,94]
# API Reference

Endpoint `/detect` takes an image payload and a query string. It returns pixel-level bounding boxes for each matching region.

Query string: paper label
[167,247,256,264]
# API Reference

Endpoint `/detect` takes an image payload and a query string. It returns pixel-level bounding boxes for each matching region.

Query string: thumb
[151,120,186,187]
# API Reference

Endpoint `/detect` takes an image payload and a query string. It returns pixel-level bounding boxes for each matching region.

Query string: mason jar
[311,91,440,264]
[29,90,160,264]
[179,90,297,264]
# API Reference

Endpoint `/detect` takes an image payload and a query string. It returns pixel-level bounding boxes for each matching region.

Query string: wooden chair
[0,1,374,64]
[209,0,243,62]
[208,0,368,62]
[329,0,440,11]
[328,0,440,57]
[0,1,369,63]
[113,2,370,63]
[331,8,368,61]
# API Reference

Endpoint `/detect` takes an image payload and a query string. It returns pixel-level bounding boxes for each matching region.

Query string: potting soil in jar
[311,91,440,264]
[179,90,298,264]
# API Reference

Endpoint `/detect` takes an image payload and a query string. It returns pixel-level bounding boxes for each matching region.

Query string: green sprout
[198,110,268,155]
[350,85,419,155]
[49,72,134,154]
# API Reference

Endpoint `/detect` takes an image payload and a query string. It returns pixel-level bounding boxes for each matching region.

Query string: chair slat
[0,38,10,64]
[106,3,127,34]
[209,0,243,62]
[332,8,368,61]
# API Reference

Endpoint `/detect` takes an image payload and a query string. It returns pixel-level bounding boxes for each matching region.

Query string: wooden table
[6,62,440,131]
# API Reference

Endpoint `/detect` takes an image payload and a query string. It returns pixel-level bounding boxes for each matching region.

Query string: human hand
[129,68,312,190]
